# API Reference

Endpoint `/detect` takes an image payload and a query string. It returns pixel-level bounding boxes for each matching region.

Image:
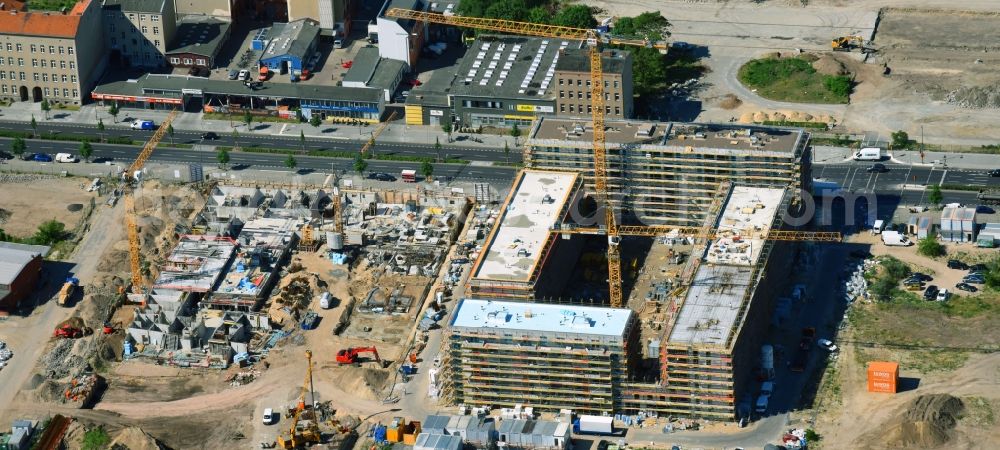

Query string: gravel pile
[946,85,1000,108]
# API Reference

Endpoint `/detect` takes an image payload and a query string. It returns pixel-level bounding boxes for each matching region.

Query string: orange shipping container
[867,361,899,393]
[386,428,402,443]
[868,378,897,393]
[403,434,417,445]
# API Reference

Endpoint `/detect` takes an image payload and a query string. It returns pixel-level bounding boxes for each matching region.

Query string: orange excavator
[335,347,380,365]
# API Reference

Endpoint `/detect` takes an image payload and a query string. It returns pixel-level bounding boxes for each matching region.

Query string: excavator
[335,347,380,365]
[831,35,875,53]
[277,350,321,449]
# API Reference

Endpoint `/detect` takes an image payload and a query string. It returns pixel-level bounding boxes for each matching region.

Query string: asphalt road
[0,137,517,183]
[0,119,515,163]
[813,160,999,205]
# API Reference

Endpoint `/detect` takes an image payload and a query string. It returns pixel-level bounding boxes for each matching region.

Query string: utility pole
[920,126,925,164]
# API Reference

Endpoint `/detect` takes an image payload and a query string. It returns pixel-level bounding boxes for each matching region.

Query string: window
[61,74,67,83]
[154,40,160,48]
[140,14,147,21]
[8,71,13,79]
[72,89,77,98]
[586,92,591,99]
[569,104,575,113]
[558,78,564,85]
[170,57,180,64]
[153,27,159,35]
[15,44,21,52]
[586,80,591,87]
[58,47,64,55]
[576,79,582,86]
[0,58,4,66]
[43,87,49,96]
[614,80,619,88]
[141,26,147,33]
[196,58,206,66]
[604,80,609,88]
[111,38,117,45]
[16,58,22,66]
[40,60,46,68]
[587,105,592,114]
[614,93,620,101]
[67,46,73,55]
[559,104,565,112]
[110,23,116,32]
[36,73,42,81]
[1,85,6,93]
[69,61,74,69]
[183,58,192,65]
[31,59,36,67]
[568,91,573,99]
[559,90,564,98]
[615,107,621,115]
[70,75,76,83]
[128,13,135,20]
[29,45,35,52]
[4,44,10,51]
[578,91,582,98]
[0,72,5,80]
[63,88,68,98]
[606,106,611,114]
[47,46,53,54]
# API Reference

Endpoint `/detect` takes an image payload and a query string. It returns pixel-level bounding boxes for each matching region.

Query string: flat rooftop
[529,118,805,153]
[668,264,754,347]
[451,298,633,338]
[705,186,785,266]
[471,170,578,283]
[236,217,297,248]
[669,186,787,347]
[168,15,230,58]
[153,236,237,292]
[450,36,582,100]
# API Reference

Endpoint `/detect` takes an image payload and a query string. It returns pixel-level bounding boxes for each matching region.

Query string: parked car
[989,169,1000,177]
[130,120,155,130]
[0,150,13,160]
[911,272,932,282]
[947,259,969,270]
[238,69,250,81]
[201,131,219,140]
[228,69,239,80]
[956,283,978,293]
[367,172,395,182]
[29,153,52,162]
[969,263,988,273]
[866,163,889,173]
[963,275,985,285]
[55,153,78,163]
[902,278,925,287]
[923,285,939,300]
[262,408,275,425]
[936,289,951,302]
[817,339,838,352]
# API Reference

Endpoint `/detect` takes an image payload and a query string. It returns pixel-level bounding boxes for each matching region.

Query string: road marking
[939,170,947,186]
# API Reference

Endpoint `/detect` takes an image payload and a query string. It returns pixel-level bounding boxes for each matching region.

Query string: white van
[55,153,78,163]
[262,408,275,424]
[871,219,886,235]
[854,147,886,161]
[319,292,332,309]
[755,395,769,414]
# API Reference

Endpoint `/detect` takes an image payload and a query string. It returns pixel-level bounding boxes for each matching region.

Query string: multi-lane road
[812,162,1000,205]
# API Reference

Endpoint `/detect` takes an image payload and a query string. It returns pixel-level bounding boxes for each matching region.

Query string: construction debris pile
[64,373,102,407]
[226,368,262,386]
[0,340,11,371]
[946,85,1000,109]
[844,257,876,303]
[358,287,413,315]
[41,338,88,380]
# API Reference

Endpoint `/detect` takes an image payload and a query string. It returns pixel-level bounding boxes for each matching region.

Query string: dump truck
[57,277,79,306]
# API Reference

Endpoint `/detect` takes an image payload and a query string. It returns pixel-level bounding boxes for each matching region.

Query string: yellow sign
[516,104,536,112]
[503,114,534,120]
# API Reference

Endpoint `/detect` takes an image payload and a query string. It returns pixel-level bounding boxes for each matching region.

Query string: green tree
[434,136,443,162]
[96,118,105,143]
[510,122,521,146]
[504,141,511,164]
[10,136,26,158]
[284,153,297,170]
[353,153,368,175]
[300,130,306,151]
[527,6,550,24]
[78,141,93,162]
[166,123,175,144]
[295,108,304,122]
[82,426,111,450]
[613,12,672,41]
[928,184,943,208]
[108,103,119,122]
[553,5,596,28]
[891,130,910,150]
[441,121,452,142]
[823,75,852,98]
[485,0,529,21]
[29,115,37,137]
[984,258,1000,290]
[216,148,230,168]
[309,114,322,128]
[33,220,66,245]
[632,47,668,96]
[917,235,945,258]
[420,160,434,180]
[40,99,50,120]
[243,110,253,132]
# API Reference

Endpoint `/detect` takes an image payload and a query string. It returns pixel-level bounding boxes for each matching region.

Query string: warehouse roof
[102,0,167,14]
[261,19,319,62]
[451,299,633,338]
[343,46,405,91]
[0,242,49,285]
[555,48,630,74]
[92,73,383,103]
[450,36,582,100]
[167,15,230,57]
[471,170,578,283]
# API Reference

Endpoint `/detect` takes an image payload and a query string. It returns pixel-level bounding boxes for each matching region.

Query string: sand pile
[879,394,964,448]
[110,426,164,450]
[813,55,848,75]
[718,94,742,110]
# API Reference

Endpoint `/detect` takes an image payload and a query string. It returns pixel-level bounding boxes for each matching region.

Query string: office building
[554,49,633,120]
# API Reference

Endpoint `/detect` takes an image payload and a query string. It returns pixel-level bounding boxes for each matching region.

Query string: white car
[262,408,275,425]
[238,69,250,81]
[55,153,78,163]
[936,289,951,302]
[817,339,838,352]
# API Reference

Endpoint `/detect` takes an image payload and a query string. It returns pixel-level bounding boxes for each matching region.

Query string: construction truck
[335,347,380,365]
[53,318,91,339]
[831,35,875,53]
[57,277,79,306]
[277,350,322,449]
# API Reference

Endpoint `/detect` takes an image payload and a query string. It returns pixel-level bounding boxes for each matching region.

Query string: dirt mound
[946,85,1000,109]
[813,55,848,76]
[879,394,965,448]
[718,94,742,110]
[110,426,163,450]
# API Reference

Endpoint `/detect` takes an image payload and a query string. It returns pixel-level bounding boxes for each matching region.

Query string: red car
[406,78,423,87]
[341,60,353,69]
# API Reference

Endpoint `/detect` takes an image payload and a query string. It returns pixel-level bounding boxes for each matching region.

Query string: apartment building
[288,0,353,35]
[0,0,106,105]
[445,299,639,414]
[102,0,177,68]
[554,49,633,120]
[526,118,809,227]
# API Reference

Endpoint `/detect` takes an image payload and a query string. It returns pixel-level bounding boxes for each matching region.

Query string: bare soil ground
[0,176,96,236]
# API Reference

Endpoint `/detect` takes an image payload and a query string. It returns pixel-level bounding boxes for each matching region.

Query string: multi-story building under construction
[444,298,639,414]
[525,118,809,227]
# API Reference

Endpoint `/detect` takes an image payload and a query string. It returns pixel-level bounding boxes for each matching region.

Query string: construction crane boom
[360,110,397,156]
[126,109,178,292]
[555,225,842,242]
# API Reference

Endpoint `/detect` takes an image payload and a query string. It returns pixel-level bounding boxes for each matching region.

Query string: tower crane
[385,9,840,307]
[124,109,178,293]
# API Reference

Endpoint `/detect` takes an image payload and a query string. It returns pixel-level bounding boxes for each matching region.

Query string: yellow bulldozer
[831,35,875,53]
